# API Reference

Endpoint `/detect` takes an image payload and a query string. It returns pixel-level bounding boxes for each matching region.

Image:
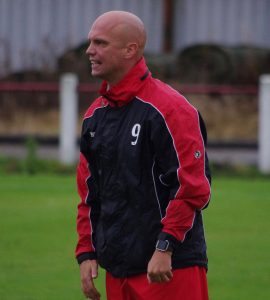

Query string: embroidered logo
[194,150,201,159]
[89,131,95,138]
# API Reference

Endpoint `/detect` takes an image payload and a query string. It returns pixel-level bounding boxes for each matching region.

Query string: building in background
[0,0,270,77]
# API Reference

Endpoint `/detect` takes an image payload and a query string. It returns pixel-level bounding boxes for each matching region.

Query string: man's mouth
[90,60,102,66]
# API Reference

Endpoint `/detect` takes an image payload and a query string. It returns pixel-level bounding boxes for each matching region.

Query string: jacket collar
[99,57,150,106]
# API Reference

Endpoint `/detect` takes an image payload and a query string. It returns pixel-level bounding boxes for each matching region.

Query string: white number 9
[131,124,141,145]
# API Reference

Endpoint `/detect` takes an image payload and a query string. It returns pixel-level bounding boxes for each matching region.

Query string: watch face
[156,239,169,251]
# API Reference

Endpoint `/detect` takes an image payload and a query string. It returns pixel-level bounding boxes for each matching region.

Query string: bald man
[76,11,211,300]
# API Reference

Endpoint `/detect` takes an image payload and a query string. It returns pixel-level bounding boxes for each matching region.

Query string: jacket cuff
[158,231,179,252]
[76,252,97,264]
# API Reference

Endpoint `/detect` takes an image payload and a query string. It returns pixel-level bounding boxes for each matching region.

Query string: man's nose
[86,43,94,55]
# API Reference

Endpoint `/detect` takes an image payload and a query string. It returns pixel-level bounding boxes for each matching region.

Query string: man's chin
[91,70,103,78]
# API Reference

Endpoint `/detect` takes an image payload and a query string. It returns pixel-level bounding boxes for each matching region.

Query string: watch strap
[157,232,179,252]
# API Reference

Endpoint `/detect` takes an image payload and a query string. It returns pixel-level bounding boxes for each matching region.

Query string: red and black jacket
[76,58,211,278]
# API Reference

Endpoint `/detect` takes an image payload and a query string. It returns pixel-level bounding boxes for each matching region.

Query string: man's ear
[124,42,138,59]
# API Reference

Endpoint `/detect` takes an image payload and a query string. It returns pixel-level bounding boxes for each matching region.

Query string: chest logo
[194,150,201,159]
[131,124,141,145]
[89,131,95,138]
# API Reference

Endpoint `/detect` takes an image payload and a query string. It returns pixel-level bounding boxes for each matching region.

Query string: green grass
[0,174,270,299]
[206,176,270,299]
[0,175,105,300]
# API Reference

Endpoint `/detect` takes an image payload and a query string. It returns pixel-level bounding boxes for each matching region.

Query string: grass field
[0,174,270,299]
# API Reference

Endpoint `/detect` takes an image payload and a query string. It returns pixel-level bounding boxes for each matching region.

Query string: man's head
[86,11,146,85]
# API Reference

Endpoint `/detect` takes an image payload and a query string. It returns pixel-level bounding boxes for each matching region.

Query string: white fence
[59,73,78,165]
[59,73,270,173]
[258,75,270,173]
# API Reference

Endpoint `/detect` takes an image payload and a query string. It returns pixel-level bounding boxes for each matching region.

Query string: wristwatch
[155,239,173,252]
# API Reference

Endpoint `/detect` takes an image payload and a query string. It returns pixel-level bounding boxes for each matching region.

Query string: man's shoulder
[83,97,106,119]
[139,77,195,114]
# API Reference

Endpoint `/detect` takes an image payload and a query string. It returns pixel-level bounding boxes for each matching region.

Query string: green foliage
[0,175,270,299]
[210,162,270,179]
[23,137,38,174]
[2,154,270,180]
[0,156,76,175]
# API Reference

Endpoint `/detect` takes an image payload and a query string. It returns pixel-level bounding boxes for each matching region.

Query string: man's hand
[147,250,173,283]
[80,259,101,300]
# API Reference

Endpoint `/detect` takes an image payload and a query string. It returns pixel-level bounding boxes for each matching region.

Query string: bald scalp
[93,11,146,56]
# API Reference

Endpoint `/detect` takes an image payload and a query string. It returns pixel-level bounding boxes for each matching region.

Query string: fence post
[59,73,78,165]
[258,75,270,173]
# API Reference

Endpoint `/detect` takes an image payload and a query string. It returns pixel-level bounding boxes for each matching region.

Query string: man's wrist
[76,252,97,265]
[155,239,173,252]
[154,249,173,257]
[156,232,179,253]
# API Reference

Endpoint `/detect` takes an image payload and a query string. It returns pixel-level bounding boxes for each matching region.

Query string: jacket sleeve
[152,101,211,246]
[75,152,97,263]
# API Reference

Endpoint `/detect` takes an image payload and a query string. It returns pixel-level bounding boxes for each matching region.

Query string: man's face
[86,22,127,84]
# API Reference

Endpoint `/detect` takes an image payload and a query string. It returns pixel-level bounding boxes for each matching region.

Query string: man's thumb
[91,261,98,278]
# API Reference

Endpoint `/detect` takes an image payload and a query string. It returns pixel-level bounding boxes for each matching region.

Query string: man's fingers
[91,261,98,279]
[81,273,100,299]
[165,269,173,280]
[147,270,173,283]
[80,260,100,299]
[162,273,172,282]
[147,250,173,283]
[85,288,101,300]
[82,278,100,300]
